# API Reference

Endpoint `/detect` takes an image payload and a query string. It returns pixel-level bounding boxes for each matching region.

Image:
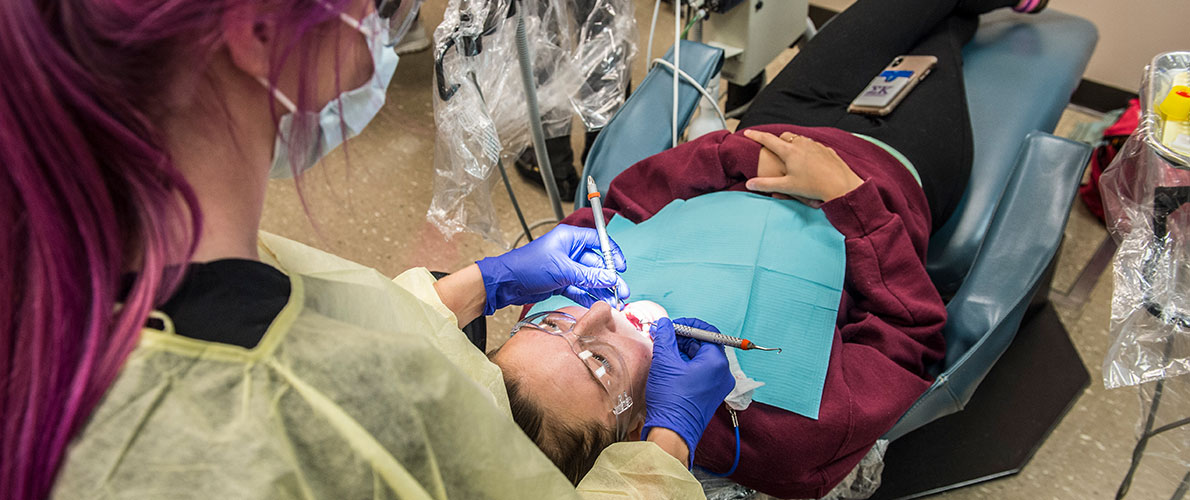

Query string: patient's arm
[743,129,863,206]
[563,130,757,228]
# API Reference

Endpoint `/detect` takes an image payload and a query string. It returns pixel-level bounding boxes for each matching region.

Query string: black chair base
[871,303,1089,499]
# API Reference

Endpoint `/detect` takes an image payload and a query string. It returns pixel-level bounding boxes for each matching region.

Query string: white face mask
[262,10,400,179]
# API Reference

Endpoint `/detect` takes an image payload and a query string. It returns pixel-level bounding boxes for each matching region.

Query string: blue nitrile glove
[476,224,630,315]
[642,317,734,466]
[671,317,721,360]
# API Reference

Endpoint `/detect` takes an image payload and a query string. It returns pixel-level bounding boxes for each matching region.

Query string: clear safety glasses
[512,311,633,439]
[375,0,424,46]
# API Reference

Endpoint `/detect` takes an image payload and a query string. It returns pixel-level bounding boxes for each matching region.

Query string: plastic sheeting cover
[1101,52,1190,389]
[428,0,637,246]
[694,440,888,500]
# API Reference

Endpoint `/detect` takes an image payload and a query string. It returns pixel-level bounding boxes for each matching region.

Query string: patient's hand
[744,129,863,206]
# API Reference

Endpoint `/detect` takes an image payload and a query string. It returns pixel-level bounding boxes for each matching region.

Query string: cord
[512,219,560,248]
[681,10,706,38]
[650,58,728,130]
[651,2,727,140]
[672,0,680,147]
[703,409,741,477]
[646,0,661,71]
[466,71,534,244]
[496,157,535,243]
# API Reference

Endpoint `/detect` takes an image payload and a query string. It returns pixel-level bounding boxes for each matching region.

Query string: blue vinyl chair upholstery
[883,133,1091,440]
[928,10,1098,296]
[884,10,1098,439]
[579,11,1096,442]
[574,40,725,205]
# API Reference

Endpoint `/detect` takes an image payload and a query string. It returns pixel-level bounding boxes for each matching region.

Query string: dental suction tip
[587,176,598,194]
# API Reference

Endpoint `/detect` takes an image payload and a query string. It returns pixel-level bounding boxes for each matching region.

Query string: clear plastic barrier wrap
[694,440,888,500]
[570,0,638,131]
[1101,52,1190,389]
[427,0,637,245]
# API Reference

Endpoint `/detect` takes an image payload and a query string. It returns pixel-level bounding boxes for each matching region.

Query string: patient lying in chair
[491,0,1048,494]
[491,122,948,497]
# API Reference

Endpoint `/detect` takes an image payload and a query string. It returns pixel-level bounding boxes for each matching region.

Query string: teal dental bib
[529,191,845,419]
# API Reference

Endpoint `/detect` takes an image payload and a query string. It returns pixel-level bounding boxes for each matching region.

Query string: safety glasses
[512,311,633,439]
[375,0,424,46]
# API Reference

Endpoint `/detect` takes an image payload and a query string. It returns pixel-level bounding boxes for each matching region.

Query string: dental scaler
[586,176,621,307]
[673,323,782,352]
[623,301,782,352]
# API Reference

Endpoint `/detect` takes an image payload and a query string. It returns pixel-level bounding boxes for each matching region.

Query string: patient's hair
[499,366,617,484]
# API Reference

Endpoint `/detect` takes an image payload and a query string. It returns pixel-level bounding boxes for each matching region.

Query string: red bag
[1080,99,1141,221]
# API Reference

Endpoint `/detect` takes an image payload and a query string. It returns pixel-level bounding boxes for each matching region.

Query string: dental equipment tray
[1141,51,1190,168]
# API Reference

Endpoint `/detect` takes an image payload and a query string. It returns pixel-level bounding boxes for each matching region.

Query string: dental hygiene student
[0,0,732,498]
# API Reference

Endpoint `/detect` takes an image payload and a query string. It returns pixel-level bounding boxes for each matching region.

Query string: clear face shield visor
[511,311,634,440]
[375,0,424,46]
[322,0,422,47]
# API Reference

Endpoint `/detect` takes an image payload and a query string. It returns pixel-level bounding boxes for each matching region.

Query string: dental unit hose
[514,0,565,221]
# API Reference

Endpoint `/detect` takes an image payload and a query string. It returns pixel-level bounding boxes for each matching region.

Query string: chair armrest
[885,132,1091,441]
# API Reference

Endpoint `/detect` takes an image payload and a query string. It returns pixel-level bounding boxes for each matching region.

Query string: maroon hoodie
[562,124,947,498]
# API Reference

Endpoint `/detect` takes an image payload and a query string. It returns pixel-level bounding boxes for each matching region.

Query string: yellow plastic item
[1159,85,1190,121]
[51,232,704,499]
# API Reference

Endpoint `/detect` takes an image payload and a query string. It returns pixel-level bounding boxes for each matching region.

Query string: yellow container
[1159,85,1190,121]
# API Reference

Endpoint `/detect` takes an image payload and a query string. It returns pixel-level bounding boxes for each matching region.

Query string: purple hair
[0,0,352,497]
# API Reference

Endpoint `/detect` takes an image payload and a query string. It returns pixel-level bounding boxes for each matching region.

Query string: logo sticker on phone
[854,71,914,107]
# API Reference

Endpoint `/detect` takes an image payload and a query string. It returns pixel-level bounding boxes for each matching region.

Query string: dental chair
[573,9,1097,499]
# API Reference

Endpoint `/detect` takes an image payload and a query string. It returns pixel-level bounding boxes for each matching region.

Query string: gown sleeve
[577,443,707,499]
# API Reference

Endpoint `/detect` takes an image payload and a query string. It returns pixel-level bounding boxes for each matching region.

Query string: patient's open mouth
[622,300,668,343]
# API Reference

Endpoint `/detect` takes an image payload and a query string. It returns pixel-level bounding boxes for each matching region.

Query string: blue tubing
[703,424,740,477]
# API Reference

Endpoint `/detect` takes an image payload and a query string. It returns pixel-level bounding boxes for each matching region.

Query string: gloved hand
[642,317,734,465]
[476,224,630,315]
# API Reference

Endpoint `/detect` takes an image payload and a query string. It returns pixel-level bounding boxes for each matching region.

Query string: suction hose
[514,0,565,220]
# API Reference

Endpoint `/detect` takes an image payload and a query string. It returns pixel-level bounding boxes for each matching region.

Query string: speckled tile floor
[260,2,1187,498]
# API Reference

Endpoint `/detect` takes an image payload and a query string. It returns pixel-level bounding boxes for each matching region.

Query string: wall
[810,0,1189,93]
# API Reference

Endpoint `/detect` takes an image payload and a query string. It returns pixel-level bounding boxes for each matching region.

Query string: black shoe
[514,148,580,203]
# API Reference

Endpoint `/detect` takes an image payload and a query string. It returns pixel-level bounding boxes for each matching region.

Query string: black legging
[739,0,1017,231]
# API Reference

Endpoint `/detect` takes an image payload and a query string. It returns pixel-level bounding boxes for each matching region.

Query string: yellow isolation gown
[51,232,705,499]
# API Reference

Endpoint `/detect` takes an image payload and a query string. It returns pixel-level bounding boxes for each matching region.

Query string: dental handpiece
[586,176,620,305]
[673,323,782,352]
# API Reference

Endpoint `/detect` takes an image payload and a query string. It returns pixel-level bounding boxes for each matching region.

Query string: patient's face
[493,301,654,436]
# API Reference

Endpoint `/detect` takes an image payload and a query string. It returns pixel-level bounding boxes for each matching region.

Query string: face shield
[375,0,425,46]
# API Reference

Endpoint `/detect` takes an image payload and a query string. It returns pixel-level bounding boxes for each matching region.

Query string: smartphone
[847,55,938,116]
